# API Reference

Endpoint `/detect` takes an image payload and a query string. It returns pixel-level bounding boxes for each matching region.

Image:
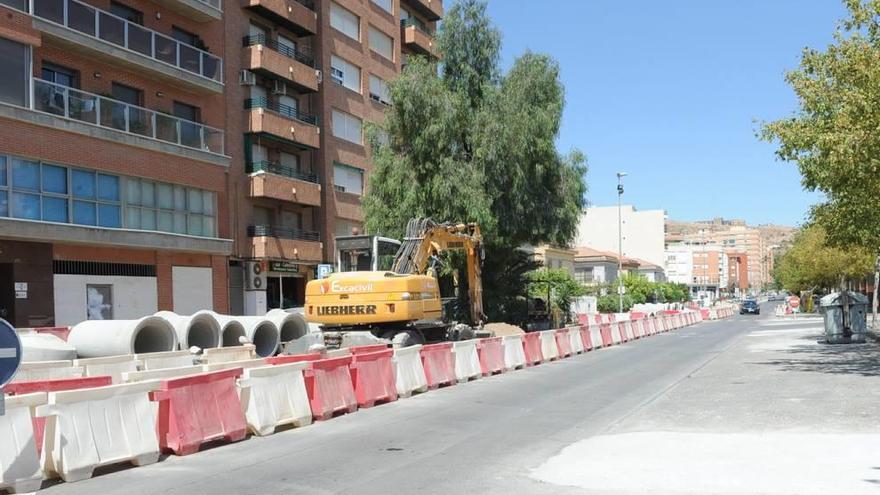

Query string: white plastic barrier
[202,358,267,373]
[122,365,203,383]
[451,340,482,383]
[13,360,84,382]
[567,326,585,354]
[241,363,312,436]
[200,344,256,364]
[622,321,635,341]
[136,349,195,371]
[36,381,161,482]
[539,330,560,361]
[325,348,351,358]
[74,355,138,384]
[610,323,624,345]
[501,335,527,370]
[0,392,45,494]
[393,345,428,398]
[588,326,604,349]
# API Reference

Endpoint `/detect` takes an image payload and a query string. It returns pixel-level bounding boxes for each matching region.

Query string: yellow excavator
[304,218,485,347]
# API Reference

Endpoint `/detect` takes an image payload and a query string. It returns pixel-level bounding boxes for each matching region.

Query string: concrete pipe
[234,316,280,357]
[204,312,248,349]
[154,311,221,350]
[67,316,178,358]
[266,309,309,343]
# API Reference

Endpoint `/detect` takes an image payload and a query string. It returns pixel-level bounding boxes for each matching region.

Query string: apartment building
[0,0,230,326]
[227,0,441,314]
[575,205,667,269]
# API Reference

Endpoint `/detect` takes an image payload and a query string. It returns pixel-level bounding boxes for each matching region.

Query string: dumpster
[819,291,868,344]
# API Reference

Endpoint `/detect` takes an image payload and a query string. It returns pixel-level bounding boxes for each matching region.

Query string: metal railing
[401,17,432,35]
[245,97,318,126]
[33,79,224,154]
[248,160,319,183]
[32,0,223,82]
[242,34,315,68]
[248,224,320,241]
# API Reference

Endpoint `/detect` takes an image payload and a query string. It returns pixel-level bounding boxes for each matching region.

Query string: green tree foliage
[772,226,874,293]
[363,0,588,322]
[597,294,633,313]
[761,1,880,248]
[527,268,587,316]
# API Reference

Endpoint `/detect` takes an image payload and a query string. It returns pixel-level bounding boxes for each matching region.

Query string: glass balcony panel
[154,36,177,66]
[98,12,125,47]
[155,113,179,144]
[128,107,152,137]
[128,23,152,57]
[99,98,127,132]
[33,82,66,117]
[67,88,98,124]
[179,120,201,149]
[178,44,200,74]
[68,1,96,36]
[33,0,64,24]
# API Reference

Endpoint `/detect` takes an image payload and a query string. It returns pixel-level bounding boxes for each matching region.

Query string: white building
[575,205,667,269]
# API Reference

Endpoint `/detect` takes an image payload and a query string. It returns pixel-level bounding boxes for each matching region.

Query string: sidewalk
[533,316,880,494]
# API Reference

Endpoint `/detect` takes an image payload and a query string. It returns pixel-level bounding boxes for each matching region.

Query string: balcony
[403,0,442,21]
[249,225,322,261]
[242,35,319,93]
[247,161,321,207]
[31,0,223,93]
[150,0,221,22]
[245,98,320,149]
[30,78,224,154]
[334,189,364,222]
[401,19,437,58]
[241,0,316,35]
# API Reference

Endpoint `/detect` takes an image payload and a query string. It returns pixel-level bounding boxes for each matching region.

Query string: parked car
[740,300,760,315]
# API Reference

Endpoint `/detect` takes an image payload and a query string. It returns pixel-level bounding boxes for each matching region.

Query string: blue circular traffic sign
[0,318,22,387]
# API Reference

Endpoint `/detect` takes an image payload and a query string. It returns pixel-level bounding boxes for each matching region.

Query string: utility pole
[617,172,627,313]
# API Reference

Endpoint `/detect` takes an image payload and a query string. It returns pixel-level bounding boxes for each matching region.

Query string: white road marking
[0,347,16,359]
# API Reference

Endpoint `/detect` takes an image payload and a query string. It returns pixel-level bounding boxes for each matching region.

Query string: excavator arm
[391,218,485,325]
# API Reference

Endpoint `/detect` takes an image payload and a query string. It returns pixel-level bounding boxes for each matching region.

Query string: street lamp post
[617,172,627,313]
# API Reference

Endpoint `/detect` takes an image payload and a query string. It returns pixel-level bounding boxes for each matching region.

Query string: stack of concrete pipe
[204,312,280,358]
[67,316,178,358]
[266,309,309,344]
[154,311,221,350]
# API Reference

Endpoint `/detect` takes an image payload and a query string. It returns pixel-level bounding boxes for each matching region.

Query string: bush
[597,294,633,313]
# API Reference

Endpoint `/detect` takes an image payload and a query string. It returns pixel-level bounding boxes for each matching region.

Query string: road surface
[41,303,880,494]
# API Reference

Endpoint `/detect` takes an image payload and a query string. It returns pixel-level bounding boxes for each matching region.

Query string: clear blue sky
[485,0,846,227]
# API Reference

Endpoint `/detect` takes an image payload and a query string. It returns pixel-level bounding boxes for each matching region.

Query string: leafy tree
[363,0,588,323]
[528,268,587,316]
[772,226,873,293]
[597,294,633,313]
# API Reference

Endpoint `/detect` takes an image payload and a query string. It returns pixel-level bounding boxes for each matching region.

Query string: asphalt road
[43,303,873,495]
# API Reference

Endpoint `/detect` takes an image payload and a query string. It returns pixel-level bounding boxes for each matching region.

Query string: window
[0,38,29,107]
[330,3,360,41]
[172,26,199,47]
[331,110,363,145]
[41,62,77,88]
[371,0,392,14]
[369,75,390,104]
[111,83,142,106]
[279,152,299,171]
[125,177,215,236]
[333,162,364,195]
[330,55,361,93]
[369,26,393,60]
[110,1,142,24]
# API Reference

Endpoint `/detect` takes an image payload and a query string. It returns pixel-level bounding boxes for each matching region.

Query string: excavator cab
[335,235,401,272]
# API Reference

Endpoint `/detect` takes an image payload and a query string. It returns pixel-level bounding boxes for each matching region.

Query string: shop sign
[270,261,300,273]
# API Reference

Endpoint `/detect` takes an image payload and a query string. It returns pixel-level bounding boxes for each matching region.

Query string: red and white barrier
[420,343,457,389]
[153,368,247,455]
[266,352,322,366]
[539,330,560,361]
[122,365,203,383]
[521,332,543,365]
[452,340,482,383]
[476,337,506,376]
[241,362,312,436]
[13,361,83,382]
[349,349,397,408]
[393,345,428,397]
[501,335,527,370]
[567,326,585,354]
[554,329,573,358]
[305,356,358,421]
[0,392,45,494]
[73,355,138,384]
[38,381,161,482]
[136,350,195,371]
[610,323,624,345]
[200,344,256,364]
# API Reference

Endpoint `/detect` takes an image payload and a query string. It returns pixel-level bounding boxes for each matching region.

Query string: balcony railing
[248,224,320,241]
[242,34,315,68]
[248,160,319,183]
[32,0,223,82]
[245,97,318,126]
[33,79,224,154]
[401,17,431,35]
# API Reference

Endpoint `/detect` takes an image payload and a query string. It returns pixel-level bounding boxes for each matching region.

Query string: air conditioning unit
[272,80,287,96]
[244,261,266,291]
[239,70,256,86]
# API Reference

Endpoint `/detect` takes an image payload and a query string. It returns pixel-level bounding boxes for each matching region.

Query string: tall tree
[363,0,587,322]
[772,226,873,293]
[761,0,880,314]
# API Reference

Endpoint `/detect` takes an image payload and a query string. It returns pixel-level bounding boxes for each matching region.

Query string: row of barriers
[0,310,717,493]
[700,306,736,320]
